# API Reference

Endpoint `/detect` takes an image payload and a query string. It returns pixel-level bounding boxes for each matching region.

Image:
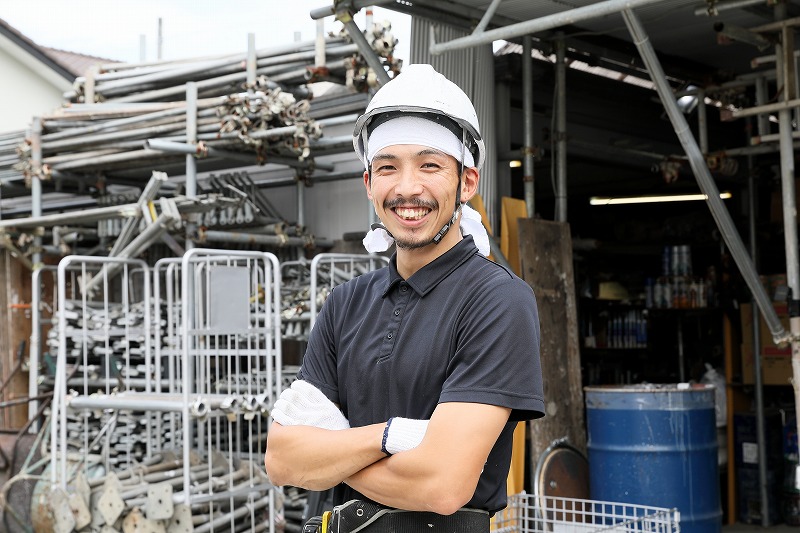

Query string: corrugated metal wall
[409,19,498,229]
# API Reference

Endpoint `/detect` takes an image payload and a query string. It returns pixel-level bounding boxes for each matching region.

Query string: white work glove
[271,380,349,430]
[382,417,429,455]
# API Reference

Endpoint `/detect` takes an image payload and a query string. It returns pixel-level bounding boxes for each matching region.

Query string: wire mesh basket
[492,493,680,533]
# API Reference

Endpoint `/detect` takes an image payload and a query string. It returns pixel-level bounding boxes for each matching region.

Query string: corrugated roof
[40,47,114,78]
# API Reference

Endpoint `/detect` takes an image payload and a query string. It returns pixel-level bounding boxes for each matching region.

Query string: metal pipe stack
[0,25,398,218]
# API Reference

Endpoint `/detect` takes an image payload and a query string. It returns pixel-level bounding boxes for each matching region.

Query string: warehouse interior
[0,0,798,531]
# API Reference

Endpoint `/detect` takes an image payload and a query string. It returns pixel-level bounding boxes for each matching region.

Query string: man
[265,64,544,532]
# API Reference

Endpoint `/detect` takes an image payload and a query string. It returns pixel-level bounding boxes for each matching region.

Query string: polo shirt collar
[383,236,478,297]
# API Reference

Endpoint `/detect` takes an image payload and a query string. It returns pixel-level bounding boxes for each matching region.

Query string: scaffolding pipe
[715,140,800,157]
[28,266,43,425]
[555,33,567,222]
[110,171,167,257]
[747,147,770,527]
[473,0,504,34]
[730,97,800,118]
[316,19,326,67]
[93,55,255,96]
[698,89,709,154]
[42,118,202,152]
[0,196,229,230]
[82,210,179,296]
[101,37,347,72]
[197,229,331,248]
[755,76,771,137]
[336,9,391,86]
[41,101,215,142]
[186,82,198,251]
[522,35,535,218]
[622,9,786,344]
[310,0,394,20]
[256,44,359,68]
[247,33,257,86]
[694,0,767,16]
[105,64,299,104]
[429,0,665,55]
[30,116,43,273]
[776,10,800,496]
[749,14,800,32]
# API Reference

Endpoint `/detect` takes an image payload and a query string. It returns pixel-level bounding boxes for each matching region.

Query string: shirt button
[400,285,408,293]
[387,332,394,339]
[394,309,400,316]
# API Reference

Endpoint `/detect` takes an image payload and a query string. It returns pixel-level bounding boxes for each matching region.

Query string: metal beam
[429,0,666,55]
[694,0,767,16]
[622,9,787,345]
[337,10,391,86]
[522,36,535,218]
[555,33,568,222]
[30,117,43,270]
[0,195,235,230]
[473,0,504,35]
[310,0,394,20]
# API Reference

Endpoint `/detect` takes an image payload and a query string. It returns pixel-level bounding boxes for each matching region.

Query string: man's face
[364,144,464,250]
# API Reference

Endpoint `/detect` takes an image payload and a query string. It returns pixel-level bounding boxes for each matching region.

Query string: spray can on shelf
[681,245,693,276]
[662,246,671,276]
[653,279,663,309]
[671,245,681,276]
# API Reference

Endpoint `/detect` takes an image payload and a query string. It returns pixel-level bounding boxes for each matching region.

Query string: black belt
[303,499,490,533]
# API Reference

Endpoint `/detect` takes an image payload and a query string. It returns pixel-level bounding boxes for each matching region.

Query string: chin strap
[432,130,467,245]
[431,202,462,244]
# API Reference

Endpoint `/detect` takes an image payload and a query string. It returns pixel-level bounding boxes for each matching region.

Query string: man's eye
[422,162,441,169]
[375,164,395,172]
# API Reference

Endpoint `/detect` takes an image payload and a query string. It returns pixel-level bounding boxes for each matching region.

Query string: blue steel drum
[585,384,721,533]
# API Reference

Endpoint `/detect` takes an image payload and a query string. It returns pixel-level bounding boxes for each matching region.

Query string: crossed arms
[264,382,510,515]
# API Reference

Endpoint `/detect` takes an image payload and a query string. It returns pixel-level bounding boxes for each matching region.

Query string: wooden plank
[0,252,7,430]
[518,219,587,467]
[723,313,750,525]
[0,251,33,430]
[501,197,528,276]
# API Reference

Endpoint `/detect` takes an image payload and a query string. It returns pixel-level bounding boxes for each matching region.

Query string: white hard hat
[353,64,485,169]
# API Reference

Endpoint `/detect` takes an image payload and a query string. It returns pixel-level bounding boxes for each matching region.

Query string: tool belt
[303,499,490,533]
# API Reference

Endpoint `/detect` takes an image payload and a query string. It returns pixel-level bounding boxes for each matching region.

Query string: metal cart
[492,493,680,533]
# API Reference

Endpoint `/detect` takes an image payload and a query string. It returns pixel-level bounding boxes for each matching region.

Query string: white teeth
[395,208,428,220]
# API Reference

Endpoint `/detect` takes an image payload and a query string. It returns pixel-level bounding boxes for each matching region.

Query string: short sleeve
[439,276,545,421]
[297,287,340,403]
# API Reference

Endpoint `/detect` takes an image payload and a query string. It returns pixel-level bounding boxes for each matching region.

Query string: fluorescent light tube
[590,192,732,206]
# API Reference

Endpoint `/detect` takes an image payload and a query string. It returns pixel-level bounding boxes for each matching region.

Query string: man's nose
[393,167,424,197]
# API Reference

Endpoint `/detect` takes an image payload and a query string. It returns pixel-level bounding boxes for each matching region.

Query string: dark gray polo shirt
[298,236,544,513]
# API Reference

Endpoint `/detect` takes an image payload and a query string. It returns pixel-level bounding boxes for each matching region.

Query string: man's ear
[460,167,480,202]
[363,170,373,200]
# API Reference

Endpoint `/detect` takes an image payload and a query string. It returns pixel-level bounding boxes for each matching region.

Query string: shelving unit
[577,240,725,387]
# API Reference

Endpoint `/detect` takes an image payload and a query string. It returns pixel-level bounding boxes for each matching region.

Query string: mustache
[383,197,438,210]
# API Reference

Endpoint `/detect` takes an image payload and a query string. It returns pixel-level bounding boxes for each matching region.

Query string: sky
[1,0,411,64]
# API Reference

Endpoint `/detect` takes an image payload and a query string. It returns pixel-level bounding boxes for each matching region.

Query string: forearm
[345,443,482,514]
[265,422,386,490]
[345,403,510,514]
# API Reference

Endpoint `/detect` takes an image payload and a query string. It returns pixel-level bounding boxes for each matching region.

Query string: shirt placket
[378,282,411,361]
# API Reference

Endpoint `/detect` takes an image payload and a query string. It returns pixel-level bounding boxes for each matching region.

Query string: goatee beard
[395,237,432,250]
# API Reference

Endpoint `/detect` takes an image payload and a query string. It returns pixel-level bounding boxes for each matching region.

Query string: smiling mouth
[394,207,431,220]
